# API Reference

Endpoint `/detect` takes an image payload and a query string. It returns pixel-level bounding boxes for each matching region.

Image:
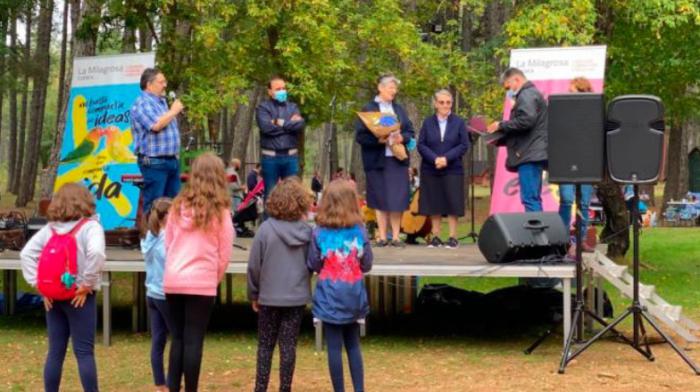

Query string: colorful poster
[55,53,155,230]
[489,45,607,215]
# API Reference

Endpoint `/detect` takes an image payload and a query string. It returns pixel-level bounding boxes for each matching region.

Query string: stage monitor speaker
[478,212,568,264]
[606,95,664,184]
[547,93,605,184]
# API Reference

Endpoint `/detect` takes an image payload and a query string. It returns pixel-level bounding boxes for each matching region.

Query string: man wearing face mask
[487,67,548,212]
[255,75,306,199]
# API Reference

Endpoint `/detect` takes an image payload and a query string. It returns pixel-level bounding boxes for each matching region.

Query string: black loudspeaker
[606,95,664,184]
[478,212,568,264]
[547,93,605,184]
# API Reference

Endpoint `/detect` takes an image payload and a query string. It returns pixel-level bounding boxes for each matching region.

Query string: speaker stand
[459,141,478,243]
[559,185,700,374]
[526,184,629,356]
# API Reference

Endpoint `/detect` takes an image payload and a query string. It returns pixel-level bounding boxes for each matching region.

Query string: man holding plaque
[487,67,548,212]
[355,73,414,247]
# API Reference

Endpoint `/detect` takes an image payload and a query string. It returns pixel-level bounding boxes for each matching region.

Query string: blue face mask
[506,89,517,100]
[274,90,288,103]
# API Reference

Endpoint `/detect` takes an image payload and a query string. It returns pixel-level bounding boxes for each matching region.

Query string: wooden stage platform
[1,241,575,348]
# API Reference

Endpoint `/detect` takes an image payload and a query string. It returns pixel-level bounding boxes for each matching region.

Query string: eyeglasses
[437,100,452,105]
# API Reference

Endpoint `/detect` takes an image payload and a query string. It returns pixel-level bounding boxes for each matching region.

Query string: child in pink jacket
[163,152,234,392]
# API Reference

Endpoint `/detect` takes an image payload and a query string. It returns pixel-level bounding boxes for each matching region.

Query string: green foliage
[501,0,700,124]
[145,0,492,130]
[504,0,597,49]
[604,6,700,125]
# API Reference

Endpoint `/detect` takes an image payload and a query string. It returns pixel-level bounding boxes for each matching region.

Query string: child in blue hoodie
[141,197,172,392]
[307,180,373,392]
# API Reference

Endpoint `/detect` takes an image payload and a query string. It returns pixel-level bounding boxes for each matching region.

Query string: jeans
[148,297,171,386]
[44,293,98,392]
[261,155,299,200]
[138,156,181,215]
[254,306,305,392]
[517,161,546,212]
[518,161,554,287]
[166,294,215,392]
[558,184,594,234]
[324,322,364,392]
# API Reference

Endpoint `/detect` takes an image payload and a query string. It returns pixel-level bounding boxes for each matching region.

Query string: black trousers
[255,305,305,392]
[165,294,215,392]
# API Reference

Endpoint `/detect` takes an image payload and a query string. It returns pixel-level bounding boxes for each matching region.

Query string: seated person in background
[247,163,261,194]
[226,158,245,211]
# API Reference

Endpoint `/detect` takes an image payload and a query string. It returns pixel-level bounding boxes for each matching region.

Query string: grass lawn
[2,226,700,391]
[2,186,700,390]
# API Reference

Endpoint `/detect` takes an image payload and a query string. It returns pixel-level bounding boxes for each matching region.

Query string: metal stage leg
[226,274,233,304]
[563,277,571,348]
[3,270,17,316]
[102,271,112,346]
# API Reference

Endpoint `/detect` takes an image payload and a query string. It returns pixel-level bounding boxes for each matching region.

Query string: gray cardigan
[246,218,312,306]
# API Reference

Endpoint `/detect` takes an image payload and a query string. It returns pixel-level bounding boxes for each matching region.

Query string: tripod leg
[524,328,553,355]
[558,308,583,373]
[637,314,654,359]
[640,311,700,374]
[567,307,632,363]
[584,309,635,345]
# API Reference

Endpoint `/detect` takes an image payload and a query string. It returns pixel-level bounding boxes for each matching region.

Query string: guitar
[401,189,432,243]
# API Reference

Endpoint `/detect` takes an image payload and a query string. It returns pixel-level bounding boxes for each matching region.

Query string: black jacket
[354,100,415,171]
[417,114,470,176]
[256,99,305,151]
[498,81,548,172]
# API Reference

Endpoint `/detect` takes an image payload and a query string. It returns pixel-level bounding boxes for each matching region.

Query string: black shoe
[391,239,405,248]
[375,239,389,247]
[427,236,444,248]
[445,237,459,249]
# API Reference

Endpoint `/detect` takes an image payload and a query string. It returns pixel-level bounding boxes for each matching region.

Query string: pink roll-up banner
[489,45,608,215]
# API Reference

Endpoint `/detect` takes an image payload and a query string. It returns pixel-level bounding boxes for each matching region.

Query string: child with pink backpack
[20,183,106,392]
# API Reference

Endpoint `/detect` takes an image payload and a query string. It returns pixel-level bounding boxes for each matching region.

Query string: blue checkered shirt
[130,91,181,157]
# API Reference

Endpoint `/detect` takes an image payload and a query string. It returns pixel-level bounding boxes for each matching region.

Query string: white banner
[72,53,154,87]
[510,45,607,81]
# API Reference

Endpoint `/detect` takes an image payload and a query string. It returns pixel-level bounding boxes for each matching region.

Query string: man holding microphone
[130,68,185,215]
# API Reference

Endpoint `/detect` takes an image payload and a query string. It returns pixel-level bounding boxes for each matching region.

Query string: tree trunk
[207,112,221,142]
[230,87,262,174]
[298,126,306,179]
[40,0,71,199]
[40,0,100,200]
[0,12,14,173]
[351,135,366,194]
[319,123,331,183]
[122,25,137,53]
[662,121,689,207]
[138,25,153,52]
[0,16,5,165]
[16,0,54,207]
[10,2,32,194]
[597,180,629,258]
[220,106,233,163]
[72,0,99,57]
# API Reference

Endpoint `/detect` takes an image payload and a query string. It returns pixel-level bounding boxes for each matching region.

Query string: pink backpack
[37,219,90,300]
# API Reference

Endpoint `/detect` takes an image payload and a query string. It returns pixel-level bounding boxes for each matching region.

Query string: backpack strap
[67,218,91,237]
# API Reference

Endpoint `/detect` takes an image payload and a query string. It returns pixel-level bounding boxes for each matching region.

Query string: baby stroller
[234,180,264,237]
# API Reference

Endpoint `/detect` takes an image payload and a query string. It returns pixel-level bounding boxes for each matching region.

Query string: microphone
[185,135,195,152]
[168,91,177,103]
